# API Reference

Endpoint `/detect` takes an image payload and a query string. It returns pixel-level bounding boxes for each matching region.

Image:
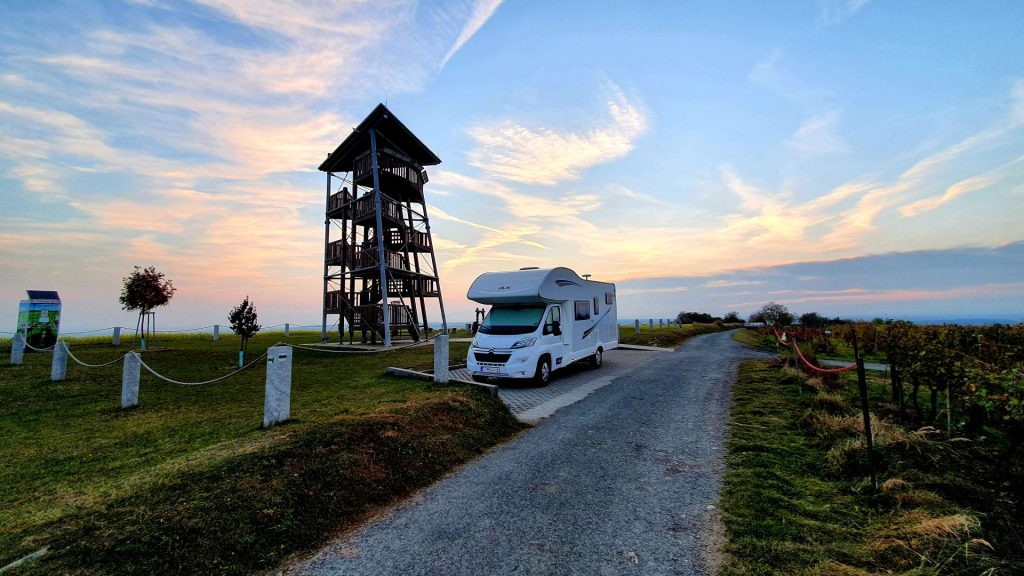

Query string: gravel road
[289,330,773,576]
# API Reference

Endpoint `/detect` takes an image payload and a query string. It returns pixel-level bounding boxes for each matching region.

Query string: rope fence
[66,346,127,368]
[59,327,120,335]
[4,324,464,428]
[283,333,438,355]
[774,329,858,373]
[22,340,56,352]
[136,351,268,386]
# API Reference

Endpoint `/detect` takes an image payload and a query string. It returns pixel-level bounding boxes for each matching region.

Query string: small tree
[723,311,742,324]
[119,266,176,341]
[677,311,717,324]
[754,301,793,328]
[229,296,261,364]
[800,312,826,328]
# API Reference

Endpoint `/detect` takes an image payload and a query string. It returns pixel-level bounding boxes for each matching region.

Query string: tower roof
[319,103,441,173]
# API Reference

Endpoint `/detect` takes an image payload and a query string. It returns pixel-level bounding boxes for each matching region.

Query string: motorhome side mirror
[551,320,561,336]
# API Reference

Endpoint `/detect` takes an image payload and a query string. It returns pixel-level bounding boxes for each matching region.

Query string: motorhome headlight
[471,336,479,348]
[510,337,537,349]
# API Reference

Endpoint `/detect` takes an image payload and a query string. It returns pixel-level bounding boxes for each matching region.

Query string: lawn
[617,322,740,348]
[0,331,522,574]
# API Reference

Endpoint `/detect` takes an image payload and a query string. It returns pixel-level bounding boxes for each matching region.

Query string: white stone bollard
[634,319,640,335]
[263,345,292,427]
[121,352,140,408]
[660,319,664,331]
[213,324,220,341]
[51,341,68,381]
[649,319,654,331]
[112,326,121,346]
[433,334,450,384]
[284,323,290,337]
[10,333,25,365]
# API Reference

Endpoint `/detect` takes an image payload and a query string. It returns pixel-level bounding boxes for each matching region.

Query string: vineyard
[788,321,1024,455]
[730,321,1024,574]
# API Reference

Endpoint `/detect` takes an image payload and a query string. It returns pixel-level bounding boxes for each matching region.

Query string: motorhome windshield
[479,305,546,335]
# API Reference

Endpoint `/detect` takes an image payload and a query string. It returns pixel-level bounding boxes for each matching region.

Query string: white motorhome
[466,267,618,385]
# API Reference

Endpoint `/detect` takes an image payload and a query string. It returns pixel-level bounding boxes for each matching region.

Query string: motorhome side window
[605,292,614,305]
[575,300,590,321]
[593,297,599,315]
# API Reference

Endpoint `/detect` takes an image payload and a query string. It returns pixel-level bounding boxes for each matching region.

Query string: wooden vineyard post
[851,329,877,492]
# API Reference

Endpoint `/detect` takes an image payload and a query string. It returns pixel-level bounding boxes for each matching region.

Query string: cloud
[440,0,503,68]
[466,85,648,185]
[0,1,508,329]
[432,169,603,220]
[899,153,1024,217]
[818,0,872,26]
[617,286,689,296]
[748,50,832,105]
[786,111,848,157]
[702,280,766,289]
[732,283,1024,308]
[1013,79,1024,125]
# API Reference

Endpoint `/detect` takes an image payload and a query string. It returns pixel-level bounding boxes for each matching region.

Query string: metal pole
[419,200,448,334]
[322,172,331,342]
[369,129,391,347]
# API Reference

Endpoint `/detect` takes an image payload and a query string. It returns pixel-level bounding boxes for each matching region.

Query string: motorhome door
[543,303,570,369]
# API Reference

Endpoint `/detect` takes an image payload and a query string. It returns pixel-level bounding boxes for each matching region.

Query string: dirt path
[288,330,772,576]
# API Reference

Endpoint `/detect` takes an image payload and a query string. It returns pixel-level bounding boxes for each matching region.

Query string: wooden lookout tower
[319,104,448,346]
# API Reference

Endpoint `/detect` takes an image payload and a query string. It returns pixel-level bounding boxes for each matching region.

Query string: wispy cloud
[786,111,848,157]
[748,50,832,106]
[703,280,767,289]
[466,85,648,185]
[617,286,689,296]
[440,0,503,68]
[818,0,872,26]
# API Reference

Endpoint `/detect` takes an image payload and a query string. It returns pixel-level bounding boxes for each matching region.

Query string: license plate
[483,366,501,374]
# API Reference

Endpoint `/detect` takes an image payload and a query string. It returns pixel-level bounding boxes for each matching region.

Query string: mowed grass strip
[617,323,738,348]
[719,362,867,575]
[0,331,523,574]
[720,361,1015,575]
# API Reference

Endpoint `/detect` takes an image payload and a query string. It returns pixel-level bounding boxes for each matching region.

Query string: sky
[1,0,1023,332]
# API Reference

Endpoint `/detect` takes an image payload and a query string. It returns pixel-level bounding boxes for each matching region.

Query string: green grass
[617,322,739,348]
[1,331,523,574]
[720,363,867,575]
[719,361,1020,575]
[731,328,777,351]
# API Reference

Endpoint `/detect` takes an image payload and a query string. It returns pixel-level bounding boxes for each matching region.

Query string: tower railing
[354,151,424,193]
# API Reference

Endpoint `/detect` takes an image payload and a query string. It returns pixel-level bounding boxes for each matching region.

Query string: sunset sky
[2,1,1023,332]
